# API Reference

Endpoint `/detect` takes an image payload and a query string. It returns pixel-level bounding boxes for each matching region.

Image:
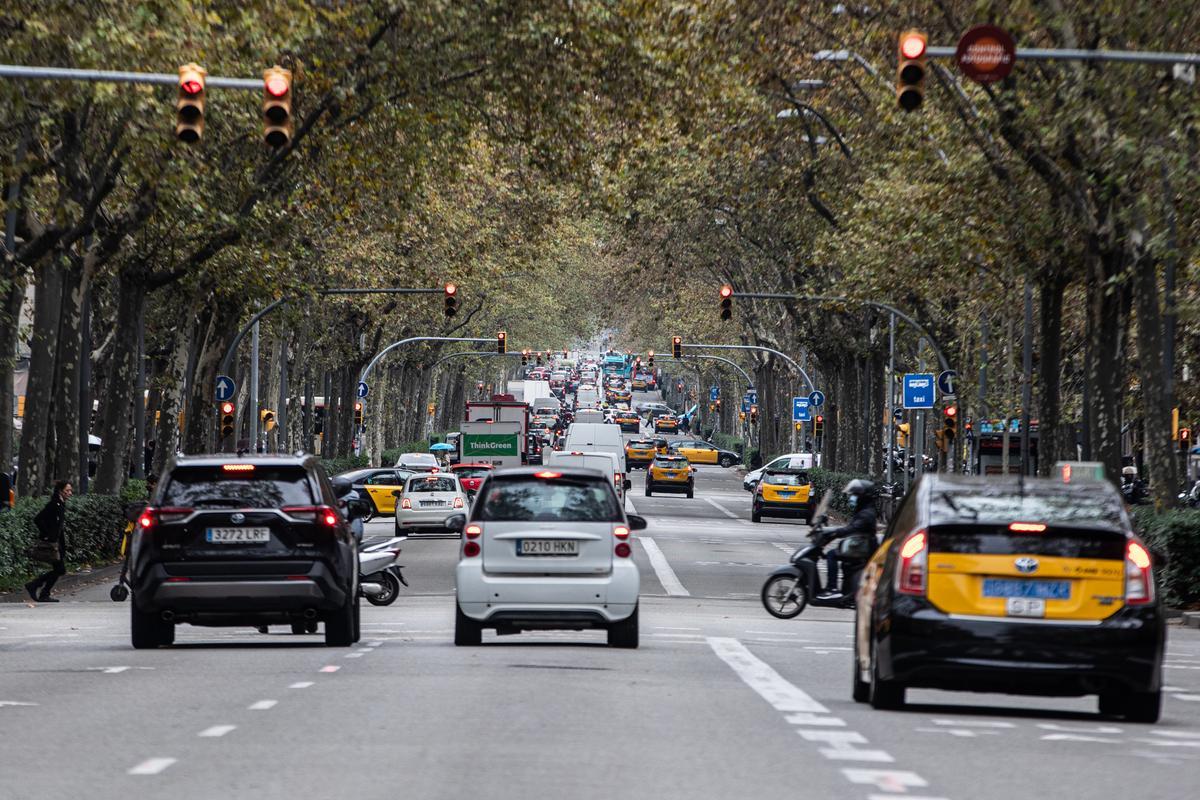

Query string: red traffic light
[181,78,203,95]
[815,415,824,423]
[944,406,958,417]
[901,32,927,59]
[444,282,457,296]
[719,284,733,299]
[220,402,235,415]
[265,72,290,98]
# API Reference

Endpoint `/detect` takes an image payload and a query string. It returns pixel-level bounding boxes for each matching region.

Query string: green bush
[0,492,128,591]
[1130,506,1200,609]
[320,455,370,477]
[808,467,870,517]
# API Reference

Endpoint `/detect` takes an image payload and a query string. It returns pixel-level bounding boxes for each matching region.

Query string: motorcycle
[359,536,407,607]
[760,489,869,619]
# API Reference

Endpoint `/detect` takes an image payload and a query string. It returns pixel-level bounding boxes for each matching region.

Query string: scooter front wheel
[761,574,807,619]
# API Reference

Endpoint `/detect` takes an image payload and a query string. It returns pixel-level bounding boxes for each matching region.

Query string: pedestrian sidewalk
[0,561,122,603]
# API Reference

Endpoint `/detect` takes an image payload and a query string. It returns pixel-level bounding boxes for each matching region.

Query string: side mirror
[626,514,648,531]
[444,513,467,533]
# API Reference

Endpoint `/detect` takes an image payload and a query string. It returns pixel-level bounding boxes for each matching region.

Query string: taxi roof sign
[1054,461,1106,483]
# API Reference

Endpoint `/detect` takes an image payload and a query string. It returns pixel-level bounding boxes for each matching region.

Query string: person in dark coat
[816,479,877,599]
[25,481,73,603]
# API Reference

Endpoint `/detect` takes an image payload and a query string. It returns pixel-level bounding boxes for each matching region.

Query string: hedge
[0,492,134,592]
[1130,506,1200,609]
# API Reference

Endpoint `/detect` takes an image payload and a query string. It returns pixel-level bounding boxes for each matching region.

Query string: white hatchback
[394,473,467,536]
[449,466,645,647]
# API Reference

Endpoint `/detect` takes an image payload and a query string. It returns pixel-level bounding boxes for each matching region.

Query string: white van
[532,397,562,416]
[576,385,600,408]
[546,450,629,504]
[573,408,606,425]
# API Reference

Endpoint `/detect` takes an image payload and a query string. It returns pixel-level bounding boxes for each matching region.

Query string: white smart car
[448,466,645,648]
[393,473,467,536]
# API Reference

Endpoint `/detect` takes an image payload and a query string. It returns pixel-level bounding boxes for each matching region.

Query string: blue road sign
[214,375,236,402]
[709,385,720,402]
[902,373,936,409]
[937,369,958,397]
[808,390,825,408]
[741,398,751,413]
[357,381,370,399]
[792,397,812,422]
[745,390,758,405]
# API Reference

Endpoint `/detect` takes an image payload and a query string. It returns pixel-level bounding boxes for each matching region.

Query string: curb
[1182,611,1200,630]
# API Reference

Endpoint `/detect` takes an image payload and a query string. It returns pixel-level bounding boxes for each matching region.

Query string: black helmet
[842,479,876,500]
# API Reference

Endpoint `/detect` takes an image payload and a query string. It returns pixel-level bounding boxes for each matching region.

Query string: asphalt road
[2,396,1199,799]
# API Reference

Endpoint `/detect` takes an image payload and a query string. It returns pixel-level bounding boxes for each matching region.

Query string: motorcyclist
[815,479,878,600]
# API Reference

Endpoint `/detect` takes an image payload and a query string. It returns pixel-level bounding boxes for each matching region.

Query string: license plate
[983,578,1070,600]
[206,527,270,544]
[419,500,446,507]
[1005,597,1046,618]
[777,491,794,498]
[517,539,579,556]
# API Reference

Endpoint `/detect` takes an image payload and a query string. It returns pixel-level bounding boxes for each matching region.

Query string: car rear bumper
[395,508,459,528]
[879,600,1165,695]
[456,560,639,625]
[753,500,812,517]
[133,560,349,616]
[648,479,692,493]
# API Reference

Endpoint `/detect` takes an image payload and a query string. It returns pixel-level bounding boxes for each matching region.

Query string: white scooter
[359,537,407,606]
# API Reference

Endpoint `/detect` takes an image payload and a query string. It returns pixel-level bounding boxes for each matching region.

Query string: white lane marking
[704,497,741,519]
[345,652,364,658]
[320,665,340,673]
[707,637,828,713]
[1037,723,1122,734]
[931,719,1015,728]
[842,770,929,792]
[288,682,314,689]
[1174,694,1200,701]
[638,536,690,597]
[625,498,638,515]
[654,626,701,631]
[368,641,383,647]
[0,701,38,707]
[128,758,176,775]
[198,725,236,738]
[248,700,277,710]
[355,648,373,653]
[798,730,894,762]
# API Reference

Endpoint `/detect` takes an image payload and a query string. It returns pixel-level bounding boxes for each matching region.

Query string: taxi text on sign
[902,373,937,409]
[792,397,812,423]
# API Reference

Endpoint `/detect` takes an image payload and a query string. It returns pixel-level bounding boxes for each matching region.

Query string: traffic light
[750,405,758,424]
[896,29,927,111]
[672,336,682,359]
[220,401,236,440]
[943,405,958,442]
[719,285,733,321]
[814,414,824,438]
[1182,427,1193,453]
[536,351,543,366]
[647,350,655,367]
[739,411,747,421]
[262,66,293,148]
[354,402,363,429]
[562,349,568,360]
[176,63,207,143]
[496,331,507,354]
[261,409,276,432]
[521,349,529,366]
[443,283,458,317]
[715,397,722,411]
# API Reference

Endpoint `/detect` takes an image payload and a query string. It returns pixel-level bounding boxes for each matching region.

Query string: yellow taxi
[645,454,694,498]
[333,467,413,519]
[853,474,1165,721]
[624,438,658,470]
[653,414,680,433]
[670,440,739,468]
[631,376,648,391]
[614,410,642,433]
[751,469,813,523]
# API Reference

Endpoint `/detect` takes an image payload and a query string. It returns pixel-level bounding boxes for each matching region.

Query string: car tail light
[1125,538,1155,606]
[613,525,629,540]
[138,507,193,530]
[896,529,928,596]
[1009,522,1047,533]
[453,497,464,509]
[465,524,482,539]
[614,542,632,558]
[535,471,561,479]
[401,497,412,510]
[222,464,255,473]
[463,541,481,557]
[283,505,340,528]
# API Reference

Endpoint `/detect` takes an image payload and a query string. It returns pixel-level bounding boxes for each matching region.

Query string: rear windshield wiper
[941,492,978,520]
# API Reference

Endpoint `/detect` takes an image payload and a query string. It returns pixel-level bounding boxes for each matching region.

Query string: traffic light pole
[679,354,755,459]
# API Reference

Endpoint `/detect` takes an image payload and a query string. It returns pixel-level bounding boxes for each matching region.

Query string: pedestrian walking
[25,480,73,603]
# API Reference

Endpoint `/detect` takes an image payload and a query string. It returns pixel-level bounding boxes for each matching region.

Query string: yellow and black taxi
[669,440,739,468]
[624,438,659,470]
[608,387,633,405]
[333,467,414,519]
[614,409,642,433]
[853,474,1165,721]
[751,469,813,524]
[653,414,680,433]
[645,454,694,498]
[650,437,671,456]
[631,375,648,391]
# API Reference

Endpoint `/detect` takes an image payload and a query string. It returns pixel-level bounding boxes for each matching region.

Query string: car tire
[454,604,482,646]
[1101,690,1161,723]
[751,508,762,523]
[852,636,870,703]
[686,488,694,499]
[868,637,905,710]
[608,605,639,649]
[352,598,362,643]
[325,594,356,647]
[719,455,735,468]
[131,604,173,649]
[645,486,652,497]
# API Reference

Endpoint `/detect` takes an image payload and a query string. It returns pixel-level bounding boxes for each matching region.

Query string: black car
[128,454,363,648]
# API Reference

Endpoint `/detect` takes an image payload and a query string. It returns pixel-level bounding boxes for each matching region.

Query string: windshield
[453,467,491,479]
[475,476,621,522]
[161,466,314,508]
[407,476,457,493]
[935,487,1125,527]
[654,457,689,467]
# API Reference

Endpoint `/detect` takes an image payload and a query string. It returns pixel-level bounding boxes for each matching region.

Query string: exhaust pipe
[161,610,175,622]
[360,582,384,598]
[302,608,318,620]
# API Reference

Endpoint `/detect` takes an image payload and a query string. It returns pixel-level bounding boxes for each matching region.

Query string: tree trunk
[0,271,27,473]
[18,260,64,497]
[1131,247,1177,508]
[51,260,84,486]
[1036,272,1068,476]
[154,317,193,474]
[1086,245,1127,481]
[93,271,146,493]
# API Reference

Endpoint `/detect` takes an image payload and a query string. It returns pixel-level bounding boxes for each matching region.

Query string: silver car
[394,473,467,536]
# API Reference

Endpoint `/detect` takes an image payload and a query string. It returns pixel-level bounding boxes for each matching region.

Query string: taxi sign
[792,397,811,422]
[1054,461,1106,483]
[902,373,936,409]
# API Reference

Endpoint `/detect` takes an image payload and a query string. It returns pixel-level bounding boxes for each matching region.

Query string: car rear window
[453,467,491,479]
[934,488,1125,528]
[928,524,1126,559]
[408,476,457,493]
[161,465,315,508]
[655,457,688,467]
[764,472,808,486]
[475,476,621,522]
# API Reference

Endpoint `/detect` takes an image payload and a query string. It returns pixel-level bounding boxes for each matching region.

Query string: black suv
[129,455,361,648]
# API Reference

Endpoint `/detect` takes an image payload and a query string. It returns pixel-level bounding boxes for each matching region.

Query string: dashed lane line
[248,700,277,710]
[128,758,176,776]
[198,725,236,738]
[704,497,743,520]
[638,536,690,597]
[289,682,314,689]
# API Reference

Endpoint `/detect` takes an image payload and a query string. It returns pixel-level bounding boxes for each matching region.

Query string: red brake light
[401,498,412,510]
[1009,522,1047,533]
[1125,539,1155,605]
[1061,464,1072,483]
[321,508,339,527]
[453,497,464,509]
[535,471,561,479]
[265,73,289,97]
[465,524,482,538]
[222,464,255,473]
[614,542,632,558]
[613,525,630,540]
[463,541,481,557]
[896,529,928,596]
[138,509,155,529]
